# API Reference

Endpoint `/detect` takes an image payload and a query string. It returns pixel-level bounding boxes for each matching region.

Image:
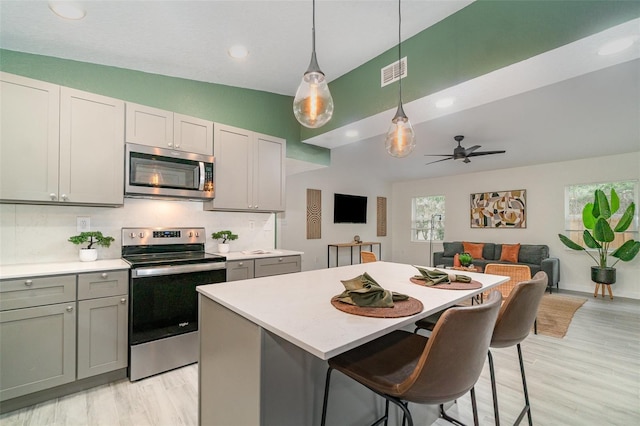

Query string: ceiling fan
[424,135,506,165]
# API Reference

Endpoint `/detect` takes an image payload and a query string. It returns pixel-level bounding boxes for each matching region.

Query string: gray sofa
[433,241,560,292]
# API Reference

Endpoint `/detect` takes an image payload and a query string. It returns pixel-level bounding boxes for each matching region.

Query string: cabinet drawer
[254,256,301,278]
[78,270,128,300]
[0,275,76,311]
[226,260,255,282]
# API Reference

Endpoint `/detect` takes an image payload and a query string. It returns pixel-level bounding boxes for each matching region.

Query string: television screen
[334,193,367,223]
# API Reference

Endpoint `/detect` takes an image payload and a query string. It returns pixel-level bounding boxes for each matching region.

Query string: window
[564,180,638,249]
[411,196,445,242]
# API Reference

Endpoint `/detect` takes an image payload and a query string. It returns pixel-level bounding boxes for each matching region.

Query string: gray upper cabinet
[125,102,213,155]
[0,73,124,206]
[204,124,285,212]
[59,87,124,205]
[0,73,61,203]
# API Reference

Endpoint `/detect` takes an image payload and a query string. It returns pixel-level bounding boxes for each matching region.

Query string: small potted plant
[458,252,473,268]
[211,230,238,253]
[68,231,115,262]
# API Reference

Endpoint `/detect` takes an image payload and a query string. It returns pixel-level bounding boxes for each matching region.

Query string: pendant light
[385,0,415,158]
[293,0,334,128]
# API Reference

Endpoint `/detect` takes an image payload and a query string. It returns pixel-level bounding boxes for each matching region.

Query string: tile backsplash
[0,199,276,265]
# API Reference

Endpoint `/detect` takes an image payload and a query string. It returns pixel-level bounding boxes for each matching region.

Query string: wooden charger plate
[330,296,423,318]
[409,277,482,290]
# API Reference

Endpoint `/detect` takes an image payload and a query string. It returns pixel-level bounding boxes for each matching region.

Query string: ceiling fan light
[228,45,249,59]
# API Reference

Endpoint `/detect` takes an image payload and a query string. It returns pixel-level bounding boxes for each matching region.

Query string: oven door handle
[132,262,226,277]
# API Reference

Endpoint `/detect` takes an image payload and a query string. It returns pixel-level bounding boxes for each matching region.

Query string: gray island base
[197,262,508,425]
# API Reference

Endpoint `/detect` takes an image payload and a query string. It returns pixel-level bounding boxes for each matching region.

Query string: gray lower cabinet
[0,269,129,403]
[254,255,301,278]
[226,260,255,282]
[76,270,128,380]
[0,299,77,401]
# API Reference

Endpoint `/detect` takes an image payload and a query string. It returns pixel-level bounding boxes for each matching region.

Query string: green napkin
[336,272,409,308]
[412,266,472,286]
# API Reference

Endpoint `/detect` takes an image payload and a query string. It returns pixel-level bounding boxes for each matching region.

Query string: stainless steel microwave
[125,143,214,200]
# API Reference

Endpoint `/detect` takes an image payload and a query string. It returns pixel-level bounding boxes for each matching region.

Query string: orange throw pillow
[453,253,461,267]
[500,243,521,263]
[463,242,484,259]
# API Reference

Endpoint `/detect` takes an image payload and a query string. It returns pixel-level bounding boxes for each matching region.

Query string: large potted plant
[68,231,115,262]
[211,230,238,253]
[558,188,639,284]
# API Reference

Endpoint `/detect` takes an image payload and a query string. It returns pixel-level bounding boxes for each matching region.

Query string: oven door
[130,263,226,346]
[125,143,214,200]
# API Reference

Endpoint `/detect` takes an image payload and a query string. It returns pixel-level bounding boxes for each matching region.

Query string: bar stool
[321,291,503,426]
[488,271,547,426]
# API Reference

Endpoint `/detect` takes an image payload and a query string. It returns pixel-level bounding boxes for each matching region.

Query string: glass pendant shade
[293,60,334,128]
[385,103,415,158]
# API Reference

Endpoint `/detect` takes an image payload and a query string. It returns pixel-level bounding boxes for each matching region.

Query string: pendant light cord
[312,0,316,54]
[398,0,402,104]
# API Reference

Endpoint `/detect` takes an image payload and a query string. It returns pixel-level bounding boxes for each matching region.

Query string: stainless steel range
[122,227,226,381]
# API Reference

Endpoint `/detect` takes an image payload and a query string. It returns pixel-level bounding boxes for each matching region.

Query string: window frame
[411,195,445,242]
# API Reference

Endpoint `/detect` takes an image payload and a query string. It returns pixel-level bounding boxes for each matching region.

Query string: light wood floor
[1,290,639,426]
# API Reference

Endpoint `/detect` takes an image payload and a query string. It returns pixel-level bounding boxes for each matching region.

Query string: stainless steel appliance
[125,143,215,200]
[122,227,226,381]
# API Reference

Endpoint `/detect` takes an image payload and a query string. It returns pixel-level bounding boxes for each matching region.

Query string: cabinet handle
[101,273,108,279]
[49,193,57,200]
[238,262,243,266]
[168,142,173,147]
[278,258,283,262]
[61,194,68,201]
[25,279,33,286]
[66,306,74,312]
[255,206,259,209]
[120,298,127,304]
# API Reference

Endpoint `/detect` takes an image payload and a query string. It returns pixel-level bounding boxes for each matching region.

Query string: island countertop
[197,261,507,360]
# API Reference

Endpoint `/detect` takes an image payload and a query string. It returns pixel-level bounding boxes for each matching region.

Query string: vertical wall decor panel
[377,197,387,237]
[306,189,322,239]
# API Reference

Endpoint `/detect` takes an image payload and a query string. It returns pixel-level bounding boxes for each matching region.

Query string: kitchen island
[196,261,508,426]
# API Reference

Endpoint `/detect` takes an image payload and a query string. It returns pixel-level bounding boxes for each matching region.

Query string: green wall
[302,0,640,140]
[0,49,331,166]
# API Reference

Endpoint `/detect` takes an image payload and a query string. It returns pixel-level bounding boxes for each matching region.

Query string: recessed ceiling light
[48,1,86,20]
[345,130,359,138]
[228,45,249,59]
[435,97,455,109]
[597,37,635,56]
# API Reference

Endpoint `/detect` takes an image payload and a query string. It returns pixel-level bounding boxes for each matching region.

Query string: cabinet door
[206,124,253,210]
[254,256,301,278]
[59,87,124,205]
[0,302,76,401]
[125,102,173,149]
[174,113,213,155]
[253,133,286,212]
[0,72,60,203]
[226,260,255,282]
[77,295,128,380]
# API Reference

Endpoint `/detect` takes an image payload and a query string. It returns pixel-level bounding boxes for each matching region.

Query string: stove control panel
[122,227,206,246]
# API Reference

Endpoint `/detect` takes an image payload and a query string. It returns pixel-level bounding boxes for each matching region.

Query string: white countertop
[0,259,130,279]
[197,261,507,360]
[216,249,303,261]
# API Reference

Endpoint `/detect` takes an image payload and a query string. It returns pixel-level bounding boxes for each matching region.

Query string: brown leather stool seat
[321,291,503,426]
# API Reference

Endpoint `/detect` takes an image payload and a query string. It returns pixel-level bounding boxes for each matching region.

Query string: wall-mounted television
[334,193,367,224]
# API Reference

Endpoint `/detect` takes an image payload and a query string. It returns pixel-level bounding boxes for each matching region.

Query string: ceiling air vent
[381,57,407,87]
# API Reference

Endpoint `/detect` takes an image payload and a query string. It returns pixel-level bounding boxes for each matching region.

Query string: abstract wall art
[470,189,526,228]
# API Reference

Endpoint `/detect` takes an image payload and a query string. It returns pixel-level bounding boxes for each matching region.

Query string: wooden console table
[327,242,381,268]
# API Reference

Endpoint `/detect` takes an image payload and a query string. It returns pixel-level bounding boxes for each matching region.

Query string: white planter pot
[79,248,98,262]
[217,243,230,253]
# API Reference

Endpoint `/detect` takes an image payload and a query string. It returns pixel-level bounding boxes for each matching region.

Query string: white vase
[79,248,98,262]
[217,243,230,253]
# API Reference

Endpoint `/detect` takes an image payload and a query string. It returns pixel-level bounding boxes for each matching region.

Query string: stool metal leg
[488,350,500,426]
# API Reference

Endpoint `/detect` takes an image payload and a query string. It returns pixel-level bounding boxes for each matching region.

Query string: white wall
[280,147,392,272]
[0,198,275,264]
[391,152,640,299]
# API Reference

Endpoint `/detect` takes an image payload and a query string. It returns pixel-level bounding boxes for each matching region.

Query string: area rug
[536,294,587,338]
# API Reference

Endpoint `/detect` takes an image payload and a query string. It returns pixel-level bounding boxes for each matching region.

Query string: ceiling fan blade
[424,154,454,157]
[464,145,481,155]
[466,150,506,157]
[425,157,454,165]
